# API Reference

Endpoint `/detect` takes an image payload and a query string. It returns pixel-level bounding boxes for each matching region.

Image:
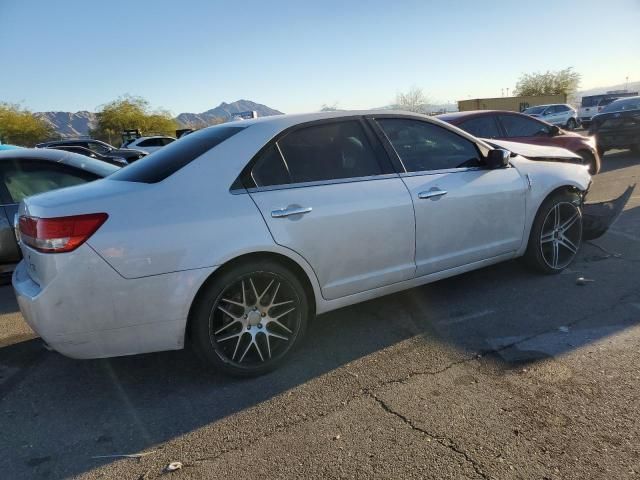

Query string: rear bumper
[12,245,216,359]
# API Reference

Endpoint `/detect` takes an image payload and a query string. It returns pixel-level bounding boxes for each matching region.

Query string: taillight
[18,213,108,253]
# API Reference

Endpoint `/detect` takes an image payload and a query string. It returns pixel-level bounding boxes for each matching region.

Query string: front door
[247,119,416,300]
[373,117,527,276]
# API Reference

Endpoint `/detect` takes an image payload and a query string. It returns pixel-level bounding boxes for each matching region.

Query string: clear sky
[1,0,638,114]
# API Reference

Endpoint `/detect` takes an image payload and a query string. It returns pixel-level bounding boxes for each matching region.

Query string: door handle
[271,206,313,218]
[418,189,447,200]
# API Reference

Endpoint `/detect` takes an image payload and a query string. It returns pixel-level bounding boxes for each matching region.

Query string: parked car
[45,145,128,166]
[523,104,579,130]
[36,139,147,163]
[122,135,176,153]
[438,110,600,174]
[15,111,603,377]
[589,96,640,155]
[578,91,638,129]
[0,148,118,278]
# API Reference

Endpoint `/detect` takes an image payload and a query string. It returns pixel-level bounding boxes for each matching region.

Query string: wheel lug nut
[243,314,248,319]
[261,312,266,317]
[258,324,263,329]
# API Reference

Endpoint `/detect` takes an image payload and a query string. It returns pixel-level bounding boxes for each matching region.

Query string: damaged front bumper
[582,184,636,240]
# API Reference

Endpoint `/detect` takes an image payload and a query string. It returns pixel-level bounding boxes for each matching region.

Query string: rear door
[372,117,526,276]
[246,119,416,300]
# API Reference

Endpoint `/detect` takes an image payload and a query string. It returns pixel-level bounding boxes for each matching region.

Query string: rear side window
[0,160,98,203]
[458,116,502,139]
[111,125,245,183]
[248,120,388,188]
[277,121,383,184]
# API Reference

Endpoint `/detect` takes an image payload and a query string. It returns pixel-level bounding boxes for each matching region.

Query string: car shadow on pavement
[599,150,638,174]
[1,206,638,480]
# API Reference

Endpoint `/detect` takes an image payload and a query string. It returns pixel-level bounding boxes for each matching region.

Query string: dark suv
[36,139,147,163]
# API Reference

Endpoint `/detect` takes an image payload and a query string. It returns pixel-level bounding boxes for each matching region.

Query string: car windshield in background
[110,125,246,183]
[523,106,546,114]
[601,97,640,113]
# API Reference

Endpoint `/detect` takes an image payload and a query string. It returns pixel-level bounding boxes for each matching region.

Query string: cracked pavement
[0,150,639,479]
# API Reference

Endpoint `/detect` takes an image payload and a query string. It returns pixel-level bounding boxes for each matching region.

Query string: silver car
[13,111,591,376]
[523,104,579,130]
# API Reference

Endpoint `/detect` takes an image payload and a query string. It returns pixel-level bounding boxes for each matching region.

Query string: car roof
[436,110,521,123]
[0,148,118,176]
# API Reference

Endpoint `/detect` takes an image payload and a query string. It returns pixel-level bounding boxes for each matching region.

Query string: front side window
[1,160,97,203]
[458,116,502,139]
[376,118,482,172]
[498,115,550,138]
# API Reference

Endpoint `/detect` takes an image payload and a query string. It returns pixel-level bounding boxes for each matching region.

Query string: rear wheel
[190,260,310,377]
[566,118,577,130]
[524,191,583,274]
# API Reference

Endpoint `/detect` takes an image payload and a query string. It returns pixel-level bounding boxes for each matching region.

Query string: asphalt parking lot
[1,150,639,480]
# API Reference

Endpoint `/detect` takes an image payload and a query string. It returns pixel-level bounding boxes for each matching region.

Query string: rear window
[110,125,245,183]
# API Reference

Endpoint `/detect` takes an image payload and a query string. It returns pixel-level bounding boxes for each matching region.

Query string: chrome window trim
[244,172,401,193]
[399,166,486,177]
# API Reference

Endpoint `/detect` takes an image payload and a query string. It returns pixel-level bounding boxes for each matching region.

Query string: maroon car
[438,110,600,174]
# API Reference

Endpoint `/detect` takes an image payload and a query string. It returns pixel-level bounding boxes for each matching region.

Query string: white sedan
[122,135,176,154]
[14,111,592,376]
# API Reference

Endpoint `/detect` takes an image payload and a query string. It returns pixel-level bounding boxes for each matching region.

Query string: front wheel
[524,191,583,274]
[566,118,577,130]
[190,259,310,377]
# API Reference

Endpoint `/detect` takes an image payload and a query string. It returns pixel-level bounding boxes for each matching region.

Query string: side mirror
[485,148,510,169]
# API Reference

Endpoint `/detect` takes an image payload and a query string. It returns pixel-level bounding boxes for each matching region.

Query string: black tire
[566,118,577,130]
[597,146,606,157]
[631,144,640,154]
[578,150,599,175]
[190,259,310,377]
[524,191,583,274]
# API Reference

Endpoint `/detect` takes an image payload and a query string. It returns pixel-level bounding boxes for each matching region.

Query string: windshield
[601,97,640,113]
[523,106,546,114]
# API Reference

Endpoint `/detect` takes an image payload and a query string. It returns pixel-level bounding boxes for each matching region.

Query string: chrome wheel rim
[540,202,582,270]
[209,272,301,367]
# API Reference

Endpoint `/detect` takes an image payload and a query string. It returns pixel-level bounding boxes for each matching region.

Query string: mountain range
[35,100,283,139]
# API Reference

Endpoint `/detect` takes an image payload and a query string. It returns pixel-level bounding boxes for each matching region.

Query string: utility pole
[501,88,504,97]
[626,76,629,91]
[506,87,510,97]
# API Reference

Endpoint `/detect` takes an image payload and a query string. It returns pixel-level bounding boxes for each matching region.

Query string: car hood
[482,139,582,161]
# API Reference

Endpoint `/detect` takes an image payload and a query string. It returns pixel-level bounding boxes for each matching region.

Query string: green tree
[514,68,581,97]
[91,95,178,144]
[0,103,54,146]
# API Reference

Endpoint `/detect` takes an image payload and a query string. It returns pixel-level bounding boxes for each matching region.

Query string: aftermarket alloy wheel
[190,260,309,377]
[524,191,583,274]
